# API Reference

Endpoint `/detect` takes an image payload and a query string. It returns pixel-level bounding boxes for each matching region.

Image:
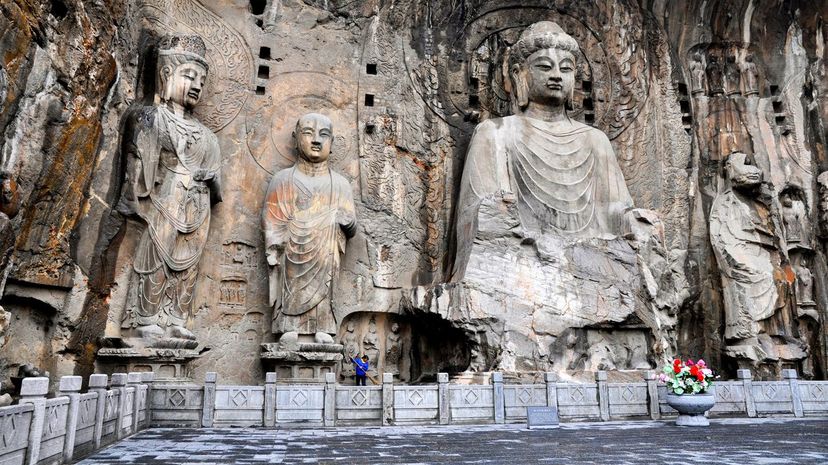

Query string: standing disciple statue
[263,113,356,344]
[118,35,221,349]
[453,21,634,279]
[709,152,779,361]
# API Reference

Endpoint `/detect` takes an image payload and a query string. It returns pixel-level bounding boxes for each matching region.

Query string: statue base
[97,338,200,381]
[260,342,343,382]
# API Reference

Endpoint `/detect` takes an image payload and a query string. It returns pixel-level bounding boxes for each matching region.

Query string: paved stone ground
[76,418,828,464]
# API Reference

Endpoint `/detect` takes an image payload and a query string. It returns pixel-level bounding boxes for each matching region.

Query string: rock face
[0,0,827,384]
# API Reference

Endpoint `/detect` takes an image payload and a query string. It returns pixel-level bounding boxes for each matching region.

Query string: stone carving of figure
[689,51,706,95]
[362,317,379,373]
[780,189,810,250]
[118,35,221,349]
[384,322,402,376]
[818,171,828,239]
[452,21,634,279]
[724,54,742,96]
[0,174,19,242]
[263,113,356,344]
[794,256,816,307]
[709,152,779,360]
[742,54,759,96]
[340,321,359,378]
[706,53,724,96]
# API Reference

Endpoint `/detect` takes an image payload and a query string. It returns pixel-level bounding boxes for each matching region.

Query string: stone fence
[1,369,827,464]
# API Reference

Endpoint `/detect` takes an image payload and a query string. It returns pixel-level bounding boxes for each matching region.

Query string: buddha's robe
[263,166,356,335]
[453,116,633,280]
[123,105,221,329]
[709,187,778,340]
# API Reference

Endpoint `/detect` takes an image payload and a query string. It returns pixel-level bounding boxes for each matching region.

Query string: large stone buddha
[453,21,634,280]
[431,21,685,374]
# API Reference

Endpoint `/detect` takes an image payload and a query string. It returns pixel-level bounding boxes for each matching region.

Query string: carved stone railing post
[20,377,49,465]
[89,374,108,449]
[737,369,756,417]
[127,373,142,433]
[140,372,154,427]
[544,372,558,410]
[492,372,505,424]
[438,373,449,425]
[324,372,336,427]
[783,369,803,417]
[382,373,394,426]
[596,371,609,421]
[202,372,217,428]
[645,370,659,420]
[264,372,277,427]
[111,373,128,439]
[59,375,83,463]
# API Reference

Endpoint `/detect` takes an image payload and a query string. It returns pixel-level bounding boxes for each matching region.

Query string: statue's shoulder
[268,167,294,186]
[330,170,354,190]
[124,105,159,129]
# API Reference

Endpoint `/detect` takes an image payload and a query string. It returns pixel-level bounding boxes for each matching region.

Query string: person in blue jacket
[351,354,369,386]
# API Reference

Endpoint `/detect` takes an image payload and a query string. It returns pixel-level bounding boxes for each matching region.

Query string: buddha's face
[524,48,575,107]
[161,61,207,110]
[727,154,762,188]
[295,114,333,163]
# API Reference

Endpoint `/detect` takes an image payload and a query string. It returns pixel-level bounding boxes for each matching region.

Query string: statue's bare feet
[315,332,334,344]
[137,324,164,341]
[279,331,299,349]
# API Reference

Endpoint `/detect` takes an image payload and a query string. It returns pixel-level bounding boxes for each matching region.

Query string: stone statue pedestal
[260,342,343,382]
[97,338,200,381]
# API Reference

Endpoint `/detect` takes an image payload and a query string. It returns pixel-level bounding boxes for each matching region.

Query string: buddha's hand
[266,245,281,267]
[192,169,216,182]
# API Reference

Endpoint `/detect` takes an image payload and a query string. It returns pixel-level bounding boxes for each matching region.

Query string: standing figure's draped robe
[263,166,356,335]
[453,116,633,280]
[123,105,221,329]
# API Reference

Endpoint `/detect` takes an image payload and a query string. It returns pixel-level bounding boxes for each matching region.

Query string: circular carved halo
[244,72,357,177]
[441,6,647,140]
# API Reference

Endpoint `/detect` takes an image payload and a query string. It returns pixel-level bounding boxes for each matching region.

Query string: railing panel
[503,384,546,422]
[448,385,494,423]
[149,384,204,427]
[214,386,265,427]
[393,386,439,424]
[38,397,70,464]
[334,386,382,425]
[557,383,601,420]
[710,382,748,414]
[73,393,99,457]
[798,381,828,416]
[100,390,121,446]
[0,404,34,465]
[607,383,649,418]
[752,381,793,415]
[275,385,325,423]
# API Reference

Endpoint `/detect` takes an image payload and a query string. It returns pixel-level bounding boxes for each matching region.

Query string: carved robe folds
[263,167,356,335]
[454,116,633,279]
[121,106,221,336]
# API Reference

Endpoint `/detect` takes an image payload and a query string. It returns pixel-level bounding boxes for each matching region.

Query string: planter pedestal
[665,392,715,426]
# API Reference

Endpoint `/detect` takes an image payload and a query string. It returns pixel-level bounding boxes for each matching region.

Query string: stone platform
[76,418,828,464]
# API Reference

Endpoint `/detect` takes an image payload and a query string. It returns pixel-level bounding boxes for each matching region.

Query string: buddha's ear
[509,63,529,112]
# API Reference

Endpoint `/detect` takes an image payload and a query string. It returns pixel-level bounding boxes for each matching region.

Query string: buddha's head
[156,34,209,111]
[509,21,579,113]
[293,113,333,164]
[725,152,763,189]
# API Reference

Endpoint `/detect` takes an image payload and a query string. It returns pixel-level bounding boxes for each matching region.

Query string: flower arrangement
[659,358,715,395]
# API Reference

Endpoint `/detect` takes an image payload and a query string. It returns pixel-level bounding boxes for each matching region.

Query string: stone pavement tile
[75,418,828,465]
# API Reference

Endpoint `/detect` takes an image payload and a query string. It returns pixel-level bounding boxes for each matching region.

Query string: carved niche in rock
[709,152,783,362]
[441,21,687,374]
[780,186,811,251]
[116,34,221,351]
[262,113,357,343]
[818,171,828,239]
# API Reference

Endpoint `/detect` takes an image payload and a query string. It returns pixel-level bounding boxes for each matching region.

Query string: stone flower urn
[665,390,716,426]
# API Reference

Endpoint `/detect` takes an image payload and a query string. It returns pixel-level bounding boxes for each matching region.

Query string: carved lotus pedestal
[261,342,343,382]
[96,346,200,381]
[665,392,716,426]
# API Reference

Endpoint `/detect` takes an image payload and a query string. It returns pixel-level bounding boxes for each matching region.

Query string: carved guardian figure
[118,35,221,349]
[709,152,779,361]
[263,113,356,344]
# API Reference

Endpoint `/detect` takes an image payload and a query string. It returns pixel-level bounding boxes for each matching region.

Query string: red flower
[673,359,682,373]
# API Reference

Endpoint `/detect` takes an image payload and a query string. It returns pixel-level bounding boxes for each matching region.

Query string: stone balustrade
[0,369,826,464]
